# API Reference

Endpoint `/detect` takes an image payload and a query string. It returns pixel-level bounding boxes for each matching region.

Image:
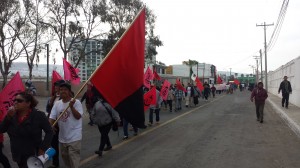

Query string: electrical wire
[267,0,289,51]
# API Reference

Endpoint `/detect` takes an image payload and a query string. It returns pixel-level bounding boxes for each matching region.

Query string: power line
[267,0,289,51]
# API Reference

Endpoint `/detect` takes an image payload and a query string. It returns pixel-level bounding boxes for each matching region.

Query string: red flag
[143,87,156,111]
[195,76,204,91]
[234,79,240,85]
[160,80,171,100]
[144,66,154,88]
[91,8,146,128]
[153,69,161,81]
[51,70,63,95]
[0,72,25,121]
[217,75,223,84]
[176,78,187,92]
[63,58,80,85]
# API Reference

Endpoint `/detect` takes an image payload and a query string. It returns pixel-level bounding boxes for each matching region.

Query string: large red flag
[143,87,156,111]
[91,8,146,128]
[51,70,63,95]
[63,58,80,85]
[176,78,187,92]
[195,76,204,91]
[153,69,161,81]
[160,80,171,100]
[0,72,25,121]
[144,66,154,88]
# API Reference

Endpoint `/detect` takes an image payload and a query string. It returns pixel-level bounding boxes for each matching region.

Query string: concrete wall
[268,56,300,107]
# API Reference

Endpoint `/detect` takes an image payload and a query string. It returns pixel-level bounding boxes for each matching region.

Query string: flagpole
[52,7,146,127]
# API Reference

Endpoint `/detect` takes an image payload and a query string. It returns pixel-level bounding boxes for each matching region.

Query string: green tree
[0,0,26,88]
[102,0,162,61]
[41,0,107,67]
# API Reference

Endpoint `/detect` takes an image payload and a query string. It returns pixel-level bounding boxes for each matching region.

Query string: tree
[0,0,26,88]
[41,0,107,68]
[17,0,50,79]
[102,0,162,61]
[182,59,198,82]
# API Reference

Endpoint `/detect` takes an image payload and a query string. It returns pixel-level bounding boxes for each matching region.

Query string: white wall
[268,56,300,107]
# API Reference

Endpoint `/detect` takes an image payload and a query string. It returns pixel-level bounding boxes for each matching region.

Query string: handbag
[101,100,118,131]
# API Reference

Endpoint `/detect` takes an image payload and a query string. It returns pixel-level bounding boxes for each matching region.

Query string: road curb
[267,99,300,138]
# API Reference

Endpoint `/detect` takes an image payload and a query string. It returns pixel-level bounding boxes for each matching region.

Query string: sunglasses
[14,98,25,103]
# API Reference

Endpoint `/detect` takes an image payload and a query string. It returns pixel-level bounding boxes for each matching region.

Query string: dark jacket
[0,108,53,163]
[278,80,292,94]
[251,88,268,104]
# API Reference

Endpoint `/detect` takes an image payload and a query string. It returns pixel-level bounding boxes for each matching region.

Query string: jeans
[175,98,182,110]
[255,103,265,121]
[149,108,160,124]
[98,123,112,151]
[167,100,173,111]
[123,118,138,136]
[282,93,290,107]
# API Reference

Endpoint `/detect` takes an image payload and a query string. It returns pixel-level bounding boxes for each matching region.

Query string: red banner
[217,75,223,84]
[143,87,156,111]
[160,80,171,100]
[153,69,161,81]
[195,76,204,91]
[63,58,80,85]
[0,72,25,121]
[144,66,154,88]
[51,70,63,95]
[176,78,187,92]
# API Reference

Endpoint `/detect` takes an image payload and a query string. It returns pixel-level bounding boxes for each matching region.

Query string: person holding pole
[49,83,83,168]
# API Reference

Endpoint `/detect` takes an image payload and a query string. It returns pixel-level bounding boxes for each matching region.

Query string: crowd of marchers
[0,76,292,168]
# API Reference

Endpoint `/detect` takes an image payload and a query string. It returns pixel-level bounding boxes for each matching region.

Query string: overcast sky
[142,0,300,74]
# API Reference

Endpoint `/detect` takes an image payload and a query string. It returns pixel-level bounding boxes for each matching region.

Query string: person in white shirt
[49,83,83,168]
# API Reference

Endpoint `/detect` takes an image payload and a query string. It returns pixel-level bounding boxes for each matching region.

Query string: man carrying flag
[90,8,146,128]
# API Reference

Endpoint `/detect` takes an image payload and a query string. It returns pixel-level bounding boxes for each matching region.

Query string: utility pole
[46,44,49,91]
[259,49,263,82]
[256,22,273,91]
[253,56,260,83]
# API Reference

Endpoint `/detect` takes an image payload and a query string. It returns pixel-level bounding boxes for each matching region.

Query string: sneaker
[147,123,152,126]
[260,120,263,123]
[122,136,128,140]
[94,150,102,156]
[103,146,112,151]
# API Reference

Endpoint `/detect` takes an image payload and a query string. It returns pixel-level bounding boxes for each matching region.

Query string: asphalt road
[3,91,300,168]
[81,91,300,168]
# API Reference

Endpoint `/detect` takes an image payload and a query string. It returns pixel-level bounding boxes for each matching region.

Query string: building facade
[67,38,103,81]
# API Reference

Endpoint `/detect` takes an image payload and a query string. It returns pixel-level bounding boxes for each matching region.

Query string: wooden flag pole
[52,7,146,127]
